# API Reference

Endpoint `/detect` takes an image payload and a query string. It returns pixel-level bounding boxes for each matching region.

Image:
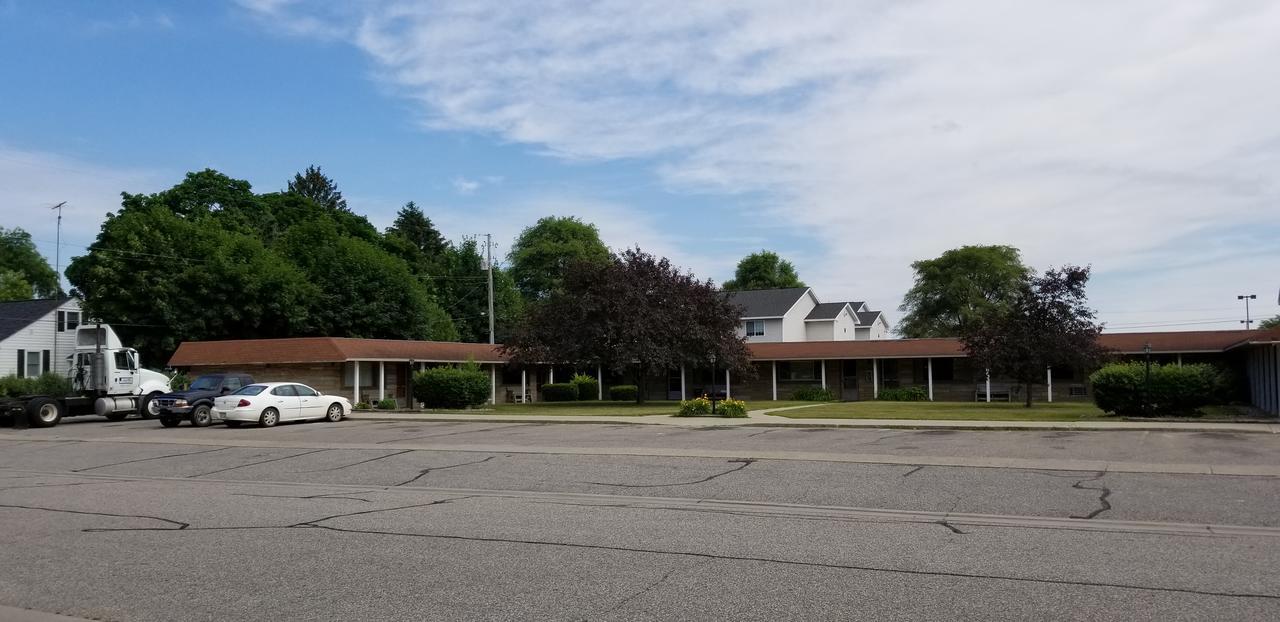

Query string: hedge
[0,373,72,399]
[1090,362,1225,416]
[570,374,600,401]
[412,363,490,409]
[541,383,579,402]
[375,398,398,410]
[877,386,928,401]
[790,387,836,401]
[609,385,638,401]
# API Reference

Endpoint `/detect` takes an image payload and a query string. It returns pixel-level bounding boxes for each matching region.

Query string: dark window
[223,376,244,391]
[235,385,268,396]
[189,376,222,391]
[270,385,297,397]
[292,384,319,397]
[778,361,818,381]
[933,359,955,382]
[1053,365,1075,381]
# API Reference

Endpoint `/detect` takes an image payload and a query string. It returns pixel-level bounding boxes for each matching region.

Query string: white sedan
[213,382,350,428]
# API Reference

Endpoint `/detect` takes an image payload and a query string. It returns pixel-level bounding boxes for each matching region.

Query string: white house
[727,287,890,343]
[0,298,84,378]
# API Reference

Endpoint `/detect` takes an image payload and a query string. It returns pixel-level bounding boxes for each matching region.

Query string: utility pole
[485,233,495,345]
[1238,294,1257,329]
[50,201,66,378]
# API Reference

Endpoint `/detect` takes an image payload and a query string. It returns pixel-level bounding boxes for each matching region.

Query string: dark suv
[155,373,254,428]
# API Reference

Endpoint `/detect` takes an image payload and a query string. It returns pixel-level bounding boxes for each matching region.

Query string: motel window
[778,361,817,381]
[343,362,377,388]
[744,320,766,337]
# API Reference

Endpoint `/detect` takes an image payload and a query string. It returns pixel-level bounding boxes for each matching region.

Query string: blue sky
[2,1,1278,330]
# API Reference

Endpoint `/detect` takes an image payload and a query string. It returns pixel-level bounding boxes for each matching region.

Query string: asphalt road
[1,418,1279,621]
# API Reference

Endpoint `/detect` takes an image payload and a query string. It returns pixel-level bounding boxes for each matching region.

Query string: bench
[974,383,1022,402]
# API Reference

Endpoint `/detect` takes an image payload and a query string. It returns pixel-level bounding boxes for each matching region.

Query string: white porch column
[1046,366,1053,403]
[378,361,385,401]
[680,365,687,400]
[597,364,604,400]
[1177,353,1183,367]
[725,369,732,399]
[985,368,992,403]
[927,357,934,401]
[872,358,879,399]
[771,361,778,401]
[490,364,497,404]
[820,360,827,390]
[520,369,528,403]
[549,366,554,384]
[353,361,360,405]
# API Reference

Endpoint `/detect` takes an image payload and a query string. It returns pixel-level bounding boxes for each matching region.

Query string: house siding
[0,300,82,377]
[805,322,834,342]
[781,293,817,341]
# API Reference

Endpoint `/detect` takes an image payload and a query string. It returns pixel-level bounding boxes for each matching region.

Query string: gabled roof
[805,302,853,322]
[725,287,812,319]
[0,298,66,342]
[169,337,506,367]
[856,310,884,326]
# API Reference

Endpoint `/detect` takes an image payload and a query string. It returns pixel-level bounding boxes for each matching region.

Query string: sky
[1,0,1278,332]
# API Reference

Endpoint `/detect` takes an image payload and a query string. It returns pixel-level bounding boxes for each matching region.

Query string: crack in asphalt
[902,466,925,477]
[585,459,756,488]
[232,490,381,503]
[395,456,496,487]
[599,558,709,616]
[292,497,477,527]
[375,424,528,444]
[71,446,231,472]
[0,503,190,529]
[306,449,414,472]
[1070,473,1113,520]
[186,449,330,478]
[0,480,129,493]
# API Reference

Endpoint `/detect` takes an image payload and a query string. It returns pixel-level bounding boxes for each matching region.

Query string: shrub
[541,383,579,402]
[790,387,836,401]
[677,396,712,416]
[375,398,398,410]
[718,398,748,418]
[1090,362,1223,416]
[609,385,638,401]
[570,374,600,401]
[413,363,490,409]
[167,371,191,391]
[877,386,928,401]
[354,402,371,410]
[0,373,71,398]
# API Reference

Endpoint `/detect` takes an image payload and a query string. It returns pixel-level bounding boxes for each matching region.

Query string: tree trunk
[1024,382,1033,408]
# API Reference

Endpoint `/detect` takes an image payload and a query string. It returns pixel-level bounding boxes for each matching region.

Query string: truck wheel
[138,392,162,420]
[159,416,181,428]
[25,398,63,428]
[258,407,279,428]
[190,404,213,427]
[324,403,344,422]
[224,420,242,428]
[104,412,129,422]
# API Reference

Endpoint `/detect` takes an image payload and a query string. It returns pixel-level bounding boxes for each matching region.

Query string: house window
[25,351,42,378]
[57,311,80,332]
[777,361,817,381]
[744,320,766,337]
[343,362,377,388]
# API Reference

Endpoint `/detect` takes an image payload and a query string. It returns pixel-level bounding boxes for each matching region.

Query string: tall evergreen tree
[286,165,348,212]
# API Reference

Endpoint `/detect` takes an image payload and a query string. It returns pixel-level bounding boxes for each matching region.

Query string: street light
[1238,294,1257,329]
[1142,342,1152,416]
[709,353,718,415]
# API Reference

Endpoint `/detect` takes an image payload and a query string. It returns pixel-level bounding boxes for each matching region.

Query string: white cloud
[247,1,1280,327]
[451,176,480,195]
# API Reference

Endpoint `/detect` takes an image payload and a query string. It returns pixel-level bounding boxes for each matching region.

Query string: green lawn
[770,400,1109,421]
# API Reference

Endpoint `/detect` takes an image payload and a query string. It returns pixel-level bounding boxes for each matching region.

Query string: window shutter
[42,350,51,374]
[16,349,25,378]
[57,311,65,332]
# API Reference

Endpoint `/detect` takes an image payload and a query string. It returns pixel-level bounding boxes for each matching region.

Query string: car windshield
[233,385,268,396]
[188,376,221,391]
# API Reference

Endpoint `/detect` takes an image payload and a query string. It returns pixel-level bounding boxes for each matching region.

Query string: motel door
[841,360,859,401]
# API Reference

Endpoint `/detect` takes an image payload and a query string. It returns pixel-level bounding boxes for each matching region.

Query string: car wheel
[25,398,63,428]
[224,420,242,428]
[104,412,129,422]
[159,416,181,428]
[324,403,344,423]
[258,407,279,428]
[138,392,162,420]
[190,404,213,427]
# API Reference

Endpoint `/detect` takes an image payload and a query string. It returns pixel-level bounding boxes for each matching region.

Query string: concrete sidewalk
[348,407,1280,434]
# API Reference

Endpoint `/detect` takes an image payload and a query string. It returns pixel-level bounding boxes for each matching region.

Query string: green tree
[504,247,752,403]
[434,238,523,343]
[961,265,1108,407]
[286,165,348,212]
[897,245,1032,338]
[0,227,59,297]
[0,270,33,300]
[387,202,448,260]
[722,250,805,291]
[507,216,611,300]
[1260,315,1280,330]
